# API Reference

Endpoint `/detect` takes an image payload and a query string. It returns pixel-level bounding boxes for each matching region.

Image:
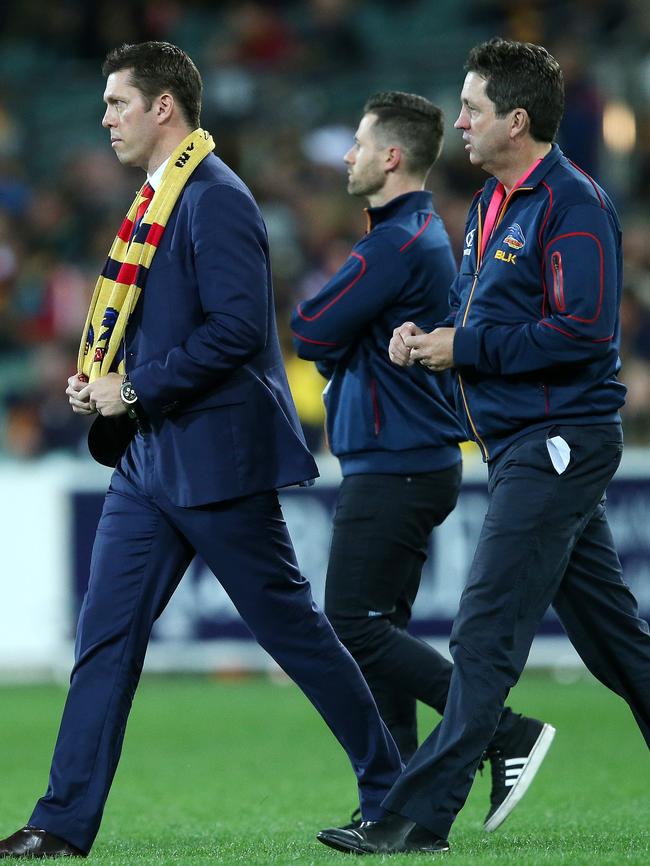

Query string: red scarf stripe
[117,218,134,242]
[115,261,139,285]
[130,220,164,247]
[101,258,150,290]
[145,222,165,247]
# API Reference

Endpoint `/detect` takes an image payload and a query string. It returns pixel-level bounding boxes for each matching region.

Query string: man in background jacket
[292,90,553,834]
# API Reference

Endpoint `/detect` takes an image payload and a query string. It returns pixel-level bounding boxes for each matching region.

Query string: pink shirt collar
[480,159,542,259]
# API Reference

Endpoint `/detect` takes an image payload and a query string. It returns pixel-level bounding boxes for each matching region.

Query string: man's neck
[147,157,169,189]
[366,175,425,208]
[146,126,194,176]
[494,141,552,195]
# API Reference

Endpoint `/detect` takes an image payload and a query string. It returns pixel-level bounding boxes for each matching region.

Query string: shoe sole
[484,722,556,832]
[317,830,449,855]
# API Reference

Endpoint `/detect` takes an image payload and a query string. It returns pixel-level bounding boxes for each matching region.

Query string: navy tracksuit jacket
[449,143,626,460]
[291,190,464,475]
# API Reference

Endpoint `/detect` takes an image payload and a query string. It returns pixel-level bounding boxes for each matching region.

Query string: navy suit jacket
[89,152,317,506]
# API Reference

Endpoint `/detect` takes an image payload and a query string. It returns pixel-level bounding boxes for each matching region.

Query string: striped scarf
[78,128,215,381]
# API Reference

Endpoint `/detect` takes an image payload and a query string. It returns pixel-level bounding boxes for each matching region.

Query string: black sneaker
[483,717,556,832]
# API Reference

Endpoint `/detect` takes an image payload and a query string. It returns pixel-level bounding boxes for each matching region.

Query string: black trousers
[384,424,650,838]
[324,465,519,762]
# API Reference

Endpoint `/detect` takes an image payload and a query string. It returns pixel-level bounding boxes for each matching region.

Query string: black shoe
[0,826,86,858]
[317,813,450,854]
[340,808,361,830]
[483,717,556,832]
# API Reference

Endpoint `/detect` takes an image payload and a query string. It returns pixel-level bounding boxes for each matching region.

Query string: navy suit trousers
[383,423,650,838]
[30,433,402,852]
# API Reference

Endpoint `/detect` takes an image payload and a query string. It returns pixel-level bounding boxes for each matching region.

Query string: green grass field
[0,671,647,865]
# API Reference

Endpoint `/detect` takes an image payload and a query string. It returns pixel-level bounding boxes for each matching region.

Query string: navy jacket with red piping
[291,190,465,476]
[449,144,627,462]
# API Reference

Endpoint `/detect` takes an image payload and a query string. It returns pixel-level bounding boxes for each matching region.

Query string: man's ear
[510,108,530,139]
[386,146,402,172]
[155,92,174,124]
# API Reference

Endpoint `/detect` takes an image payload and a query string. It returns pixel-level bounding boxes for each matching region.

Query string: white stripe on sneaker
[484,723,556,833]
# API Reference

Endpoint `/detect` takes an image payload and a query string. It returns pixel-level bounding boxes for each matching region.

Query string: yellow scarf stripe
[78,128,215,381]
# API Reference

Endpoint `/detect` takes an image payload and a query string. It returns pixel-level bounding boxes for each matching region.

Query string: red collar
[480,159,541,259]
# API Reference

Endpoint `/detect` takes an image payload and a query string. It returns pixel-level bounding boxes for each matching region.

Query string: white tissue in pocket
[546,435,571,474]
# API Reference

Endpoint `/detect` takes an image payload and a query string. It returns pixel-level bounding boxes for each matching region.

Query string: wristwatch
[120,374,148,431]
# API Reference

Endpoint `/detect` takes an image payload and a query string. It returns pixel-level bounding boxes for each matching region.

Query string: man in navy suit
[0,41,402,859]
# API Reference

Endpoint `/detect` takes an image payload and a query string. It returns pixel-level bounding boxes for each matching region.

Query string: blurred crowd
[1,0,650,459]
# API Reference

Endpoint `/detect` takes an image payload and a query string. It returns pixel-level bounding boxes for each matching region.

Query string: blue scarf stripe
[101,257,151,289]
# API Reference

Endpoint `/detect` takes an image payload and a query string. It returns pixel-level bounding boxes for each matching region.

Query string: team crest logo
[503,223,525,250]
[83,324,95,357]
[463,228,476,257]
[89,308,120,365]
[99,307,119,344]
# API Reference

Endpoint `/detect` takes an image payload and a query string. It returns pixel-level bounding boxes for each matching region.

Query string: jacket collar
[364,190,433,231]
[480,143,563,204]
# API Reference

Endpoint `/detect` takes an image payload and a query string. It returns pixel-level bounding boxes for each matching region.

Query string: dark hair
[102,41,202,129]
[363,91,444,177]
[465,38,564,142]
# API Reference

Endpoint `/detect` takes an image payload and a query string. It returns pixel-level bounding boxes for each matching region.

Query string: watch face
[121,381,138,404]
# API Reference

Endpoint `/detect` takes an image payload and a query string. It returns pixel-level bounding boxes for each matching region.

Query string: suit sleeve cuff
[127,365,170,418]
